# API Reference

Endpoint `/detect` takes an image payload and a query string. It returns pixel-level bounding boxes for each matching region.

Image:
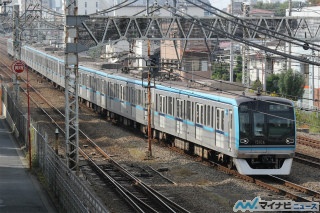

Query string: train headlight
[285,138,294,144]
[240,138,249,144]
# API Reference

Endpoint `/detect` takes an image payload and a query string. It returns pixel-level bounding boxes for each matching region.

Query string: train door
[215,108,224,148]
[228,109,233,151]
[195,103,204,141]
[176,99,184,136]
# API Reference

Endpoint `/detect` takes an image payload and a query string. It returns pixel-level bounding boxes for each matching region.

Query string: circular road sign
[12,60,25,73]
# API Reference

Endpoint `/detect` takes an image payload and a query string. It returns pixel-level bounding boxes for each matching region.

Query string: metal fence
[1,85,108,213]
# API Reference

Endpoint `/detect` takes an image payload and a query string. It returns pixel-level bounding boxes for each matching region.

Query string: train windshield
[239,100,295,143]
[266,103,294,137]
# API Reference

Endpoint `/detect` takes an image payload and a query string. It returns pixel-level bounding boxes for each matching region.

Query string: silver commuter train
[8,39,296,175]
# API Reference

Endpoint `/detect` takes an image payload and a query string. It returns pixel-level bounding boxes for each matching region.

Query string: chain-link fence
[1,85,108,213]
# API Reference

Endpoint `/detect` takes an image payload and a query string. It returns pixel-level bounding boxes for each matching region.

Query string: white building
[286,6,320,109]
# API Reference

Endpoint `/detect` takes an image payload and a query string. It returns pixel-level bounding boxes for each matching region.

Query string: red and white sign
[11,60,26,73]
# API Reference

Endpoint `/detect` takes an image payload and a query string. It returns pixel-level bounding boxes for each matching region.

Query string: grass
[296,109,320,134]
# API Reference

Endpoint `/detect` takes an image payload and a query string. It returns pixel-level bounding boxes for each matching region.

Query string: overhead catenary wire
[120,36,317,104]
[145,4,318,103]
[158,4,320,67]
[186,0,320,52]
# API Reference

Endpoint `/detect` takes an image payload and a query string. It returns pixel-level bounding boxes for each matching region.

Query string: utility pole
[146,0,149,15]
[242,2,250,88]
[310,49,315,108]
[12,4,20,102]
[288,0,292,69]
[146,40,153,159]
[229,0,234,82]
[64,0,87,173]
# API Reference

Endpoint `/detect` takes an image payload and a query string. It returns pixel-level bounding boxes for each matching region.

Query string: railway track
[209,161,320,203]
[0,38,189,212]
[255,175,320,202]
[297,135,320,149]
[294,152,320,169]
[80,150,189,213]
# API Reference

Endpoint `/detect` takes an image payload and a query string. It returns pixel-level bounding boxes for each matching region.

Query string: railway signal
[11,60,25,74]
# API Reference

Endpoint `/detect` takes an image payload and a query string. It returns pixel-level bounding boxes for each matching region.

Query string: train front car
[234,96,296,175]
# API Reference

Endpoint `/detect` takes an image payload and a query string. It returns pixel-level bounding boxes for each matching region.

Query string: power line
[188,0,320,51]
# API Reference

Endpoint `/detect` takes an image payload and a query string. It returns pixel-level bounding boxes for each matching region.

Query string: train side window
[196,104,199,123]
[207,105,211,126]
[221,110,225,131]
[230,110,233,130]
[196,103,204,124]
[159,95,166,113]
[100,79,103,92]
[216,108,220,130]
[104,81,107,95]
[107,82,110,96]
[186,101,191,120]
[204,105,206,125]
[86,75,89,87]
[138,90,142,105]
[144,92,147,107]
[110,82,114,97]
[129,87,132,103]
[216,108,224,131]
[168,97,173,115]
[120,85,124,101]
[79,73,82,84]
[90,76,94,88]
[126,86,129,102]
[177,99,183,118]
[211,107,214,128]
[137,90,141,105]
[115,84,119,98]
[97,79,100,92]
[191,102,194,122]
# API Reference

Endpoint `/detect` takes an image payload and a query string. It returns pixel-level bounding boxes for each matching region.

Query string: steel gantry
[73,15,320,66]
[3,9,320,64]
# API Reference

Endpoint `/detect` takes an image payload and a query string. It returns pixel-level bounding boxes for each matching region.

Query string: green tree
[278,68,305,101]
[251,79,262,91]
[266,74,280,94]
[233,55,242,83]
[211,62,230,81]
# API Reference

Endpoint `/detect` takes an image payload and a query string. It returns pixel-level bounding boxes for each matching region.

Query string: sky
[209,0,230,10]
